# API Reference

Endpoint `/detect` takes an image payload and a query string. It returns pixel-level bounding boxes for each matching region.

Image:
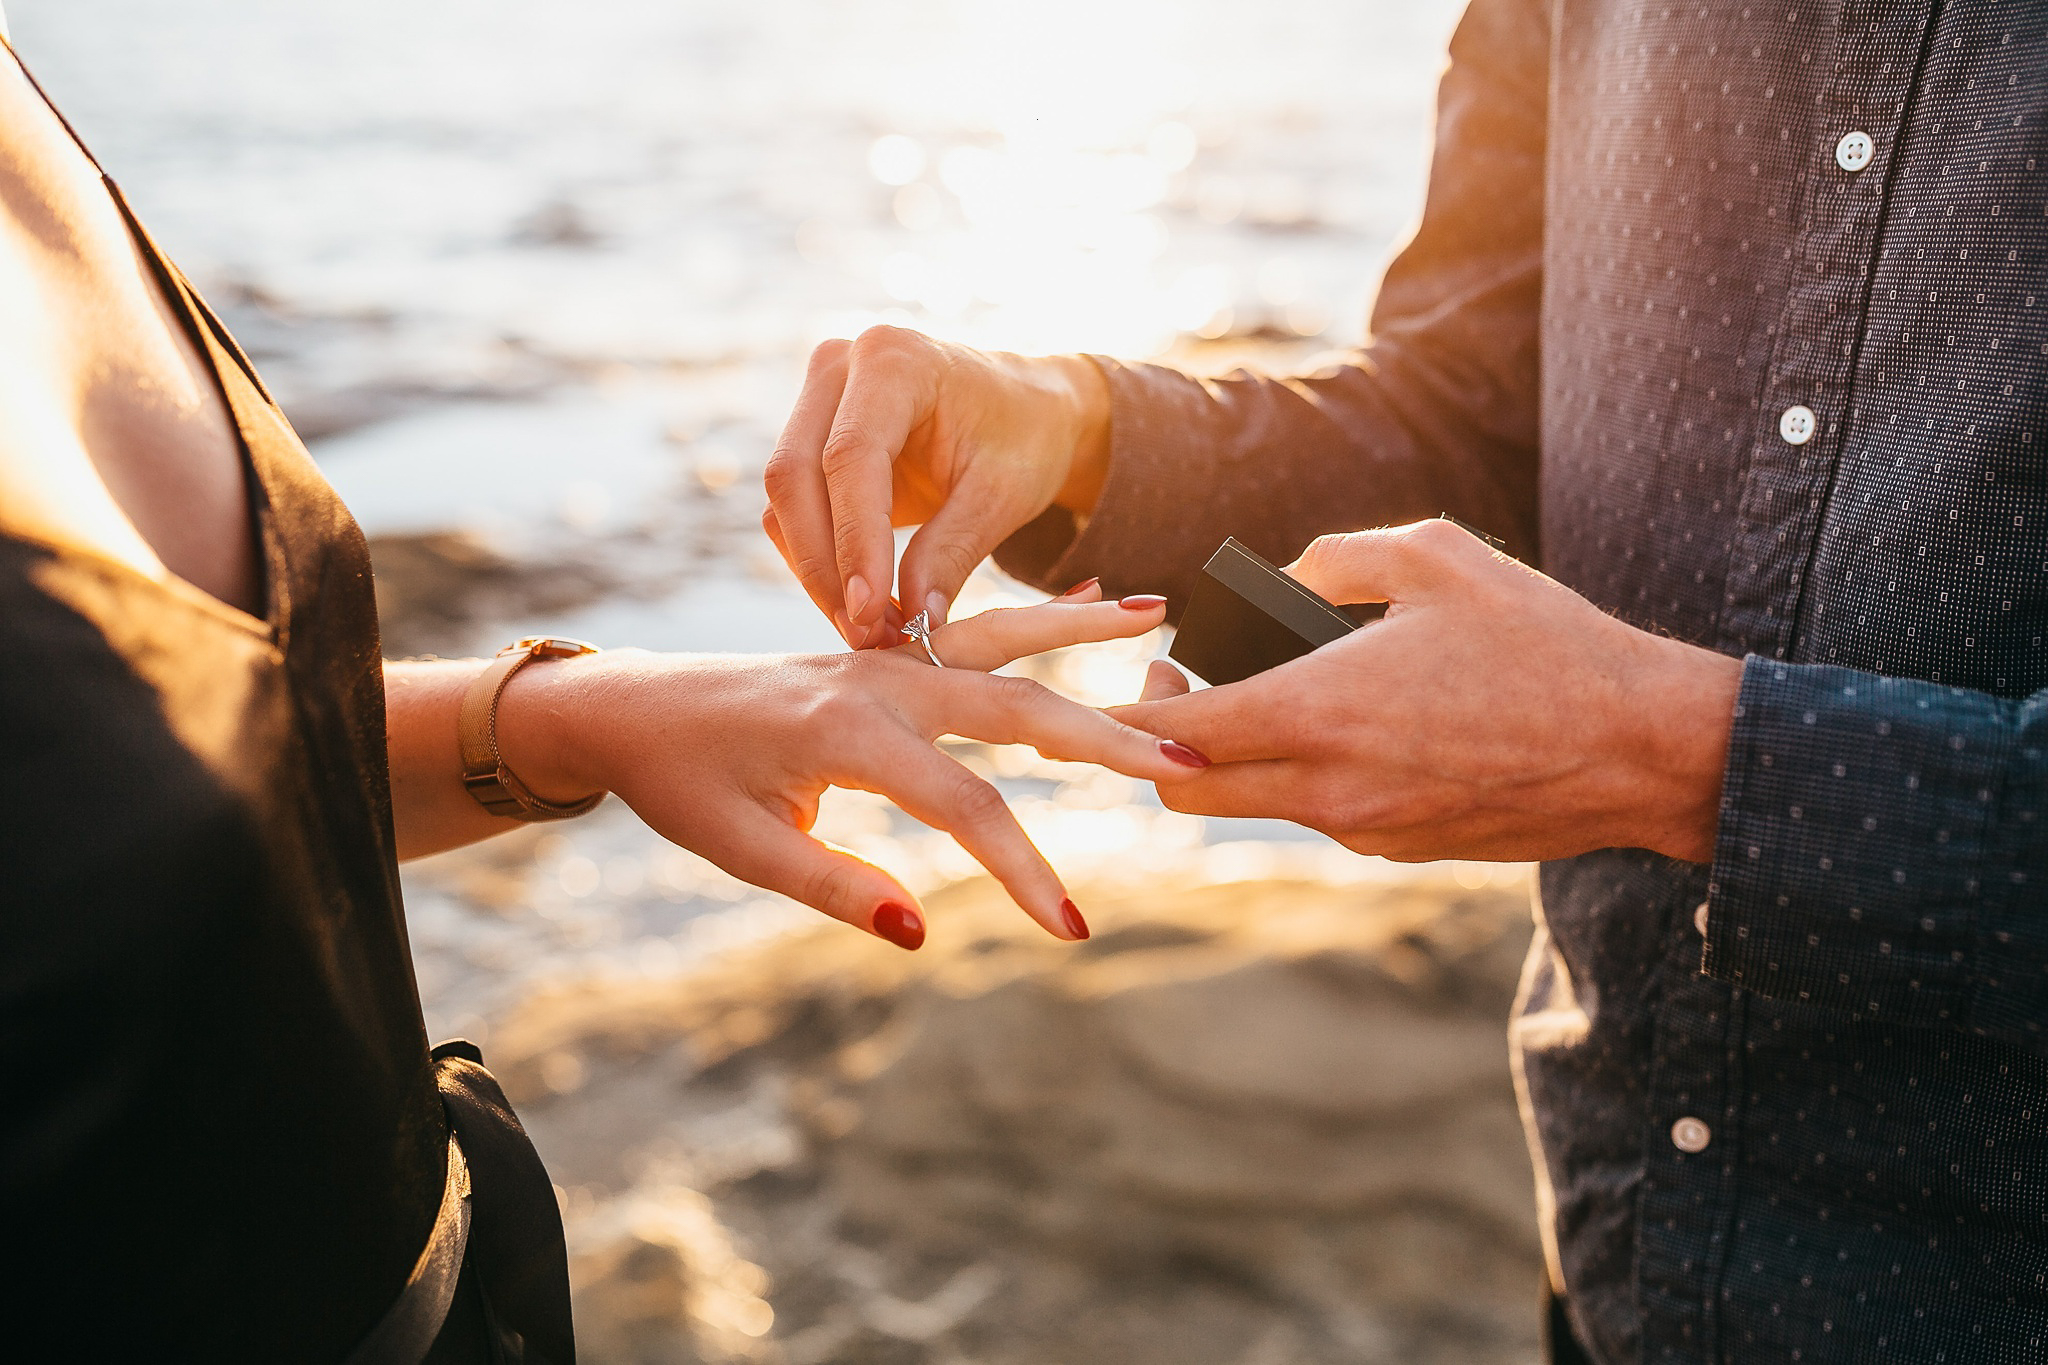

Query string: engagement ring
[900,610,945,667]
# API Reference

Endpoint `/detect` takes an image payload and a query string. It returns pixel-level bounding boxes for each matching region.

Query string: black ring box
[1167,538,1361,687]
[1167,521,1505,687]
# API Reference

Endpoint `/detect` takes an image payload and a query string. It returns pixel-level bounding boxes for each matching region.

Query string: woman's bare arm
[379,590,1205,946]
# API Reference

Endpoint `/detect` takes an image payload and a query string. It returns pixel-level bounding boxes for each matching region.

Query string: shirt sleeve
[1702,658,2048,1049]
[992,0,1552,605]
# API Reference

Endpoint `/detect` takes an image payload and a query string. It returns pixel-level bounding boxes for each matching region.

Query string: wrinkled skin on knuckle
[762,453,815,511]
[819,427,882,483]
[923,536,985,594]
[990,673,1052,723]
[1297,532,1354,577]
[946,772,1012,829]
[800,856,865,917]
[1308,773,1393,839]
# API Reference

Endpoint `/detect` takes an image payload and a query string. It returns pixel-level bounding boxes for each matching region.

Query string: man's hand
[764,326,1112,649]
[1114,520,1746,863]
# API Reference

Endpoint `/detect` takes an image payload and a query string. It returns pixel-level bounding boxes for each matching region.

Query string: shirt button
[1835,130,1875,172]
[1779,404,1817,445]
[1672,1116,1713,1153]
[1694,901,1710,936]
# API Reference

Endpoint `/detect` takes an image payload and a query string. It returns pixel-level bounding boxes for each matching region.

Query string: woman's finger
[899,596,1167,672]
[851,739,1087,941]
[699,809,929,950]
[920,669,1212,780]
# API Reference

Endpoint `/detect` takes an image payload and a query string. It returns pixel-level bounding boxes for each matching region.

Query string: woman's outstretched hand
[490,583,1200,949]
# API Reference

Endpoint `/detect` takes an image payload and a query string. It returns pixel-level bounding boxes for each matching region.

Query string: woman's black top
[0,52,569,1364]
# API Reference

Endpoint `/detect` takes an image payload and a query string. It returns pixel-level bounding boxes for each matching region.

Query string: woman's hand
[1112,520,1744,863]
[493,585,1197,948]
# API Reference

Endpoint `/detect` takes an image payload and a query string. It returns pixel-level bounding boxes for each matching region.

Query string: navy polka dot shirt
[997,1,2048,1360]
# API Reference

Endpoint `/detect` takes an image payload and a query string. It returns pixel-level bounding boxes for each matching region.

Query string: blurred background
[13,2,1547,1360]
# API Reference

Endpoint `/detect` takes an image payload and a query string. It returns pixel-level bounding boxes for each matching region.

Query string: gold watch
[457,636,606,821]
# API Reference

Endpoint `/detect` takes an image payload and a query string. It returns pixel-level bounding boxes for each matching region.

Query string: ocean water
[8,0,1520,1034]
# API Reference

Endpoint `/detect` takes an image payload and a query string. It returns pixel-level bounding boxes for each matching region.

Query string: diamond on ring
[901,610,945,667]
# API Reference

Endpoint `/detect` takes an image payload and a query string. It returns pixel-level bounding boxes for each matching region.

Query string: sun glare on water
[822,1,1229,357]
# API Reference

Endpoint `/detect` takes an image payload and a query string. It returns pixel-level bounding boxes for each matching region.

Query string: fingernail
[1119,594,1168,611]
[845,575,874,623]
[1058,897,1090,941]
[925,590,949,626]
[1059,576,1101,599]
[1159,739,1211,768]
[873,902,925,951]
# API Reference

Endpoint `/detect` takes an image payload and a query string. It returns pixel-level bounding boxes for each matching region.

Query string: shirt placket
[1649,5,1938,1361]
[1715,0,1938,662]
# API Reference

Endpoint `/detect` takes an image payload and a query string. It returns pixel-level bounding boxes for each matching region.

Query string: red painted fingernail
[1119,594,1168,611]
[1058,898,1090,941]
[1059,576,1101,598]
[873,902,925,951]
[1159,739,1211,768]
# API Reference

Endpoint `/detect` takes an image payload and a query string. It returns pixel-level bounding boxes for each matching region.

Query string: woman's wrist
[492,647,635,806]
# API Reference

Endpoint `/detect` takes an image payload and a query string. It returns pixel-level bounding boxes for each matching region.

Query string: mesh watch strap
[457,636,606,821]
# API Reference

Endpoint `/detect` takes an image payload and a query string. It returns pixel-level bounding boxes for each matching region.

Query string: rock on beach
[486,869,1546,1365]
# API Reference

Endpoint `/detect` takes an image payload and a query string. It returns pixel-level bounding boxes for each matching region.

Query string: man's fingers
[923,670,1209,781]
[704,812,928,950]
[913,597,1166,672]
[855,742,1084,941]
[765,341,857,638]
[1109,670,1300,765]
[1143,757,1325,822]
[1138,659,1191,702]
[824,328,940,641]
[898,475,1022,627]
[1284,519,1479,606]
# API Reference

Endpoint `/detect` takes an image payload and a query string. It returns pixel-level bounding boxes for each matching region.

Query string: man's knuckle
[929,537,983,586]
[819,429,880,480]
[1404,518,1467,560]
[807,337,851,374]
[856,323,927,362]
[779,541,834,587]
[1303,532,1352,562]
[762,453,809,502]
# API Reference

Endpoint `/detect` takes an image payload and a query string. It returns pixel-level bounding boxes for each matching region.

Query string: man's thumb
[1139,659,1192,702]
[1284,521,1465,605]
[899,492,1017,626]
